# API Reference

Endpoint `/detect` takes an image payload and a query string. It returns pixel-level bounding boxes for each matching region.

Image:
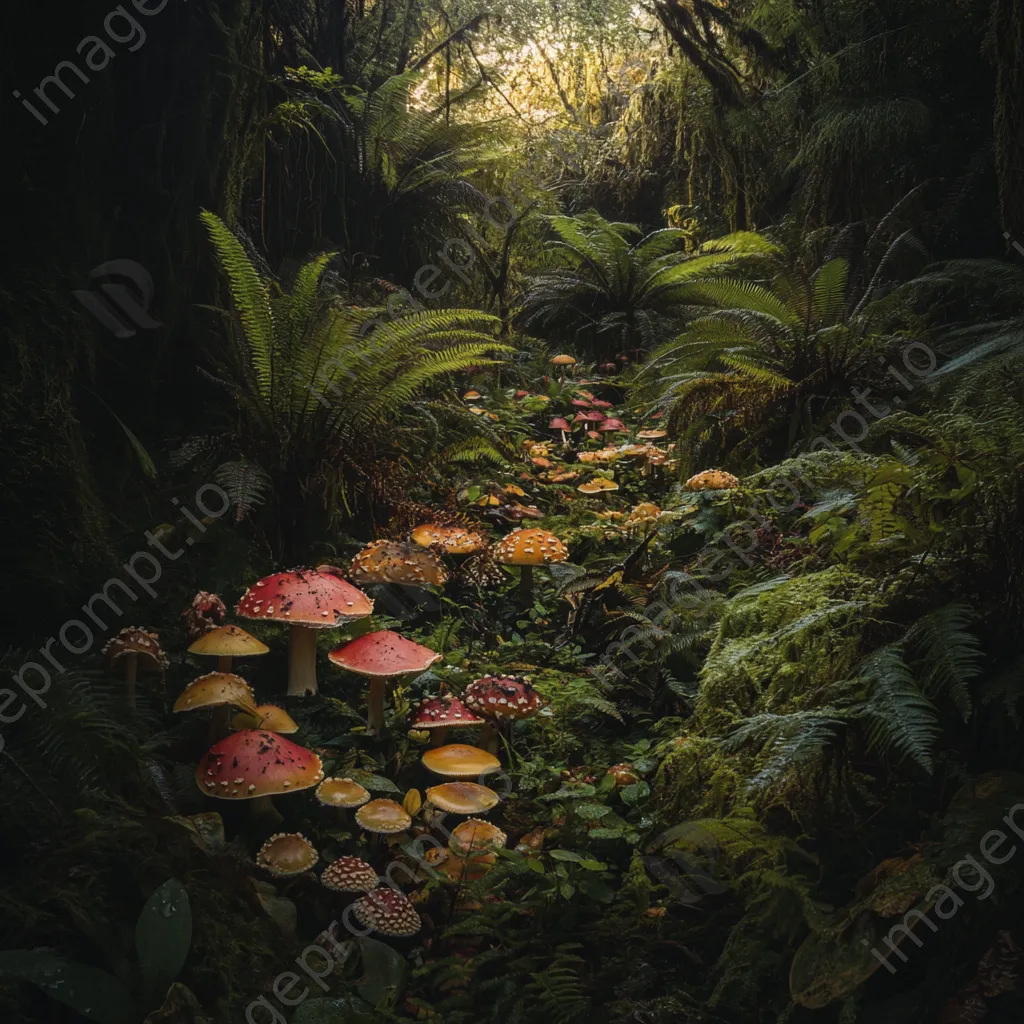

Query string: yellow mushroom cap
[410,524,487,556]
[426,782,500,815]
[187,624,270,659]
[449,818,508,857]
[355,798,412,834]
[316,777,371,809]
[577,478,619,495]
[551,354,577,367]
[174,672,258,714]
[350,540,449,587]
[434,851,497,882]
[637,429,668,440]
[684,469,741,491]
[627,503,662,523]
[256,832,319,876]
[422,744,502,780]
[232,704,299,734]
[492,528,568,567]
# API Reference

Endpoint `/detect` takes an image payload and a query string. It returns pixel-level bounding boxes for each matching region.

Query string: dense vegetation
[3,0,1024,1021]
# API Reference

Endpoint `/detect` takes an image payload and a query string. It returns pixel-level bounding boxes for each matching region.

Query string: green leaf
[619,782,650,805]
[357,936,408,1010]
[549,849,586,863]
[347,771,401,794]
[559,882,576,899]
[135,878,192,999]
[293,996,378,1024]
[588,827,626,840]
[0,951,136,1024]
[579,859,608,871]
[577,878,616,903]
[540,784,596,801]
[574,802,611,821]
[526,857,546,874]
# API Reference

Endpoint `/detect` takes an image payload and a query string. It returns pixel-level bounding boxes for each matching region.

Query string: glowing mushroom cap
[102,627,167,675]
[256,832,318,876]
[684,469,741,491]
[232,704,299,734]
[551,354,577,367]
[426,782,500,815]
[449,818,508,857]
[351,888,421,937]
[577,478,619,495]
[411,694,485,731]
[492,529,568,567]
[316,777,371,809]
[355,798,412,834]
[328,630,441,678]
[549,417,571,431]
[174,672,258,714]
[464,675,545,722]
[599,418,627,432]
[236,569,373,628]
[422,744,502,780]
[350,540,449,587]
[187,624,269,659]
[410,524,487,556]
[195,730,324,800]
[321,856,378,893]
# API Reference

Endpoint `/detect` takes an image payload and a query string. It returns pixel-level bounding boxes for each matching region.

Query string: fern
[213,460,272,521]
[904,604,981,721]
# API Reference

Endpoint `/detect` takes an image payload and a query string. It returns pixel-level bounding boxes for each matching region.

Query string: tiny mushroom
[462,390,482,401]
[351,888,421,937]
[449,818,508,858]
[492,528,568,601]
[256,832,319,877]
[355,798,412,837]
[232,704,299,734]
[421,744,502,780]
[426,782,500,816]
[549,417,571,442]
[329,630,441,736]
[464,675,545,754]
[410,524,487,556]
[410,693,485,746]
[183,591,227,642]
[321,856,379,893]
[188,623,269,673]
[551,353,577,384]
[195,729,324,819]
[103,627,167,709]
[350,540,449,588]
[577,477,619,500]
[684,469,741,491]
[236,568,373,697]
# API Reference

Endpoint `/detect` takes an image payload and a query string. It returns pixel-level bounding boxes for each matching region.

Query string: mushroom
[463,675,545,754]
[173,671,259,742]
[351,888,421,937]
[410,525,487,556]
[355,799,413,843]
[187,624,269,673]
[232,704,299,734]
[637,429,668,440]
[102,626,167,709]
[426,782,500,816]
[194,729,324,821]
[549,417,571,443]
[236,568,373,697]
[421,744,502,781]
[449,819,507,858]
[329,630,441,737]
[349,540,448,588]
[492,528,569,602]
[316,776,371,811]
[462,390,482,401]
[551,354,577,385]
[684,469,741,491]
[626,503,661,529]
[256,832,319,877]
[598,418,627,433]
[183,591,228,642]
[577,477,619,502]
[321,856,379,893]
[430,849,498,883]
[410,694,485,747]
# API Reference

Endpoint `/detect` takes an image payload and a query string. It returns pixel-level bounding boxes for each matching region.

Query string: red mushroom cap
[570,399,592,409]
[411,694,485,730]
[236,569,373,628]
[591,399,614,410]
[351,888,421,937]
[329,630,441,678]
[549,417,571,431]
[599,418,627,432]
[587,430,603,440]
[463,675,545,721]
[575,411,605,423]
[195,729,324,799]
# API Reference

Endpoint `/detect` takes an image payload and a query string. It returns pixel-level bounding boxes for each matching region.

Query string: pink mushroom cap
[329,630,441,678]
[236,569,373,628]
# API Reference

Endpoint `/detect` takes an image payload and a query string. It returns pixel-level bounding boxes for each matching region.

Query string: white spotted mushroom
[463,675,545,754]
[492,528,568,601]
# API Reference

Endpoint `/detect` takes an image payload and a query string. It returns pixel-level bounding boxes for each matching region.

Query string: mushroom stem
[480,722,500,755]
[288,625,319,697]
[217,655,233,673]
[208,706,231,743]
[124,653,138,710]
[250,794,284,825]
[367,676,389,736]
[430,727,448,748]
[518,565,534,603]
